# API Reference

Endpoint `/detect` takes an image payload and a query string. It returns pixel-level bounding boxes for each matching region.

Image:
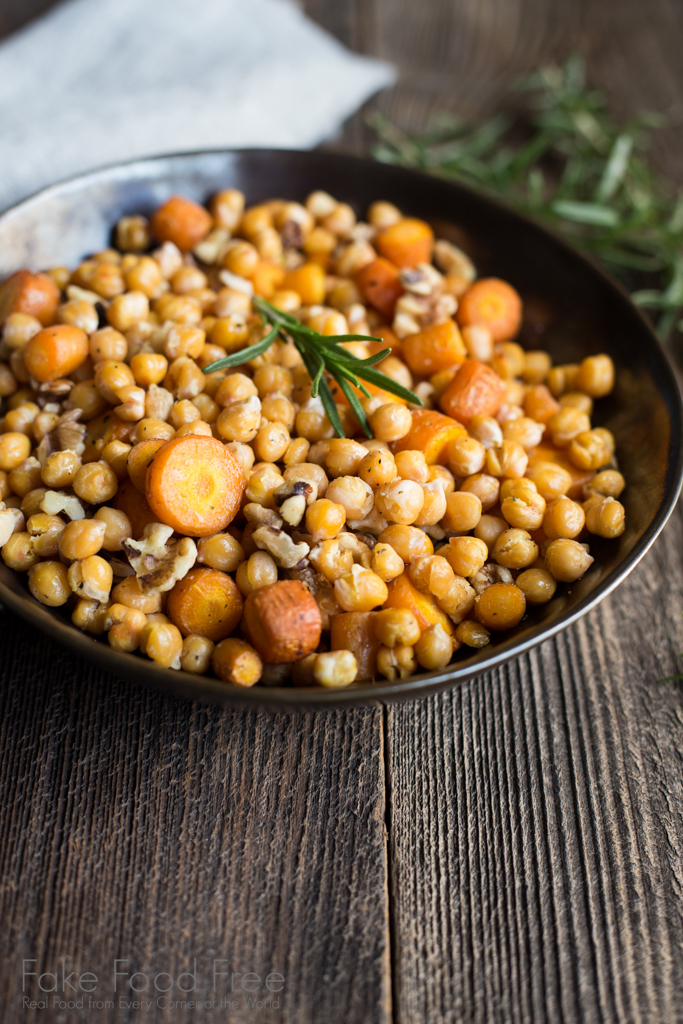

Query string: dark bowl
[1,149,681,711]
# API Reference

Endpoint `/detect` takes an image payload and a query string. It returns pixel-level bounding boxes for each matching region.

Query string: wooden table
[2,2,683,1021]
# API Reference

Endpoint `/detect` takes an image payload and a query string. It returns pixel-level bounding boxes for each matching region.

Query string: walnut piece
[471,563,514,595]
[252,525,310,569]
[40,490,85,520]
[122,523,197,593]
[55,408,86,455]
[243,503,283,529]
[0,503,25,547]
[433,240,476,282]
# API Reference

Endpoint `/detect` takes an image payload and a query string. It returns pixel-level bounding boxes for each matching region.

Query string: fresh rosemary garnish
[370,54,683,340]
[202,296,422,438]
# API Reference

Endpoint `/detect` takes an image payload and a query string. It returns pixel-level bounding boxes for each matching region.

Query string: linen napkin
[0,0,395,211]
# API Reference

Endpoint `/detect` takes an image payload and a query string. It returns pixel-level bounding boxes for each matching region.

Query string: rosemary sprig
[202,296,422,437]
[370,54,683,340]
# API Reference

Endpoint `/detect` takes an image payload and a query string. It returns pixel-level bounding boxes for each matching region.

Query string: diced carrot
[212,638,263,686]
[127,438,167,493]
[402,319,467,377]
[394,408,467,465]
[376,218,434,268]
[150,195,212,251]
[527,442,594,500]
[355,257,404,319]
[0,269,60,327]
[251,261,285,299]
[456,277,522,341]
[23,324,89,382]
[523,384,560,424]
[112,478,157,539]
[439,360,507,425]
[330,611,381,682]
[383,573,454,636]
[167,566,243,642]
[372,324,403,355]
[282,262,326,305]
[244,580,322,663]
[146,435,244,536]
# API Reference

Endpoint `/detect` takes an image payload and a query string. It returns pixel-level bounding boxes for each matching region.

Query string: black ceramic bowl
[1,150,681,710]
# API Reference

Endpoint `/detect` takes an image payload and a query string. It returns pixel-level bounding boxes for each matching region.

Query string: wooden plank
[0,616,390,1024]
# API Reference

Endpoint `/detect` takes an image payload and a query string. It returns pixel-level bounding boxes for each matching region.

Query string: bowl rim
[2,146,682,709]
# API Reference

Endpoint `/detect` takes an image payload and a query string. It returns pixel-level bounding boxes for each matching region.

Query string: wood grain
[0,621,390,1024]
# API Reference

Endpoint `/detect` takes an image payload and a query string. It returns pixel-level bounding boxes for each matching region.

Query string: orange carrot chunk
[376,218,434,268]
[355,257,404,319]
[330,611,381,682]
[146,435,244,537]
[251,261,285,299]
[244,580,322,663]
[383,573,454,636]
[402,319,467,377]
[0,269,60,327]
[394,408,467,465]
[23,324,89,382]
[281,262,326,305]
[456,277,522,341]
[167,566,244,642]
[150,195,213,252]
[439,360,507,426]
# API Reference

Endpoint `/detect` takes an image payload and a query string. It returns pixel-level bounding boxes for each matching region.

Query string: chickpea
[547,364,579,398]
[106,291,149,332]
[163,324,205,361]
[492,528,538,570]
[214,373,257,408]
[32,411,61,443]
[326,438,367,478]
[415,623,455,671]
[261,394,295,430]
[3,312,42,350]
[475,583,526,631]
[107,606,147,652]
[211,189,245,230]
[72,461,118,504]
[459,473,499,512]
[20,488,48,518]
[115,215,151,252]
[455,619,491,648]
[295,397,335,443]
[560,391,593,416]
[325,477,374,521]
[305,498,346,541]
[447,435,486,477]
[585,469,625,499]
[169,399,201,429]
[335,564,388,613]
[377,644,417,681]
[2,531,39,571]
[548,407,591,448]
[378,525,433,564]
[28,560,70,606]
[0,362,18,397]
[197,532,245,572]
[0,432,31,471]
[310,538,354,582]
[375,479,424,525]
[57,298,99,334]
[468,415,503,450]
[313,650,358,689]
[58,519,106,560]
[371,403,412,442]
[391,450,427,485]
[225,441,256,476]
[93,360,134,404]
[526,461,573,502]
[216,396,262,443]
[474,514,508,552]
[486,440,528,479]
[252,421,291,463]
[543,495,585,540]
[132,418,175,444]
[164,355,205,400]
[576,354,614,398]
[129,352,168,387]
[516,567,557,605]
[500,481,546,530]
[374,608,421,648]
[5,401,39,435]
[124,255,163,296]
[9,458,42,498]
[192,393,220,425]
[445,536,488,578]
[492,340,525,380]
[94,506,132,551]
[245,465,285,508]
[140,621,183,669]
[236,551,278,597]
[414,480,448,526]
[545,539,594,582]
[568,430,612,471]
[111,575,162,614]
[441,490,482,532]
[66,380,107,420]
[0,471,8,500]
[68,554,113,603]
[502,416,544,451]
[585,496,625,538]
[180,635,215,675]
[371,542,405,582]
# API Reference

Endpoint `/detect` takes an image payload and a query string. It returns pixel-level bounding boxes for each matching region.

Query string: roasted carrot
[523,384,560,424]
[23,324,89,383]
[456,277,522,341]
[145,435,244,537]
[251,261,285,299]
[127,438,166,493]
[212,638,263,686]
[376,218,434,268]
[150,195,213,251]
[402,319,467,377]
[439,360,507,425]
[167,566,244,642]
[383,572,454,636]
[355,257,404,319]
[330,611,381,682]
[281,262,326,305]
[244,580,322,663]
[0,269,60,327]
[112,478,157,539]
[394,408,467,465]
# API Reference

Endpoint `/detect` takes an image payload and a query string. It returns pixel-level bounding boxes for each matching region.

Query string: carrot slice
[376,218,434,268]
[150,195,212,252]
[0,269,60,327]
[402,319,467,377]
[145,435,244,537]
[244,580,322,663]
[439,360,507,425]
[394,408,467,465]
[282,262,326,305]
[167,566,243,642]
[355,258,404,319]
[330,611,381,682]
[23,324,89,382]
[456,277,522,341]
[383,573,454,636]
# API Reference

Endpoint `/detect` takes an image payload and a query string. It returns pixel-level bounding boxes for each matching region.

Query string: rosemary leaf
[201,324,279,373]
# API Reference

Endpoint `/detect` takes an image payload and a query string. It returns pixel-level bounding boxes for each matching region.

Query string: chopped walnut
[66,284,106,306]
[122,523,197,593]
[145,383,174,421]
[471,563,514,595]
[274,479,317,507]
[398,262,444,296]
[37,378,74,396]
[434,240,476,282]
[279,495,307,527]
[40,490,85,520]
[0,503,25,547]
[252,525,310,569]
[193,227,232,264]
[218,269,254,296]
[55,408,86,455]
[153,241,183,279]
[284,562,341,630]
[243,503,283,529]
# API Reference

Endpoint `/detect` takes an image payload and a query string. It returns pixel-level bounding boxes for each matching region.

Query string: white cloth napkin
[0,0,394,212]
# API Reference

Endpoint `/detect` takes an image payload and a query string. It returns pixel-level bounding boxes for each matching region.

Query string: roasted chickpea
[585,497,625,538]
[375,479,424,525]
[111,575,162,614]
[585,469,625,499]
[130,352,168,387]
[576,354,614,398]
[0,432,32,471]
[2,531,39,571]
[442,490,482,532]
[526,461,573,502]
[492,528,539,570]
[94,506,132,551]
[72,461,118,504]
[325,477,374,521]
[547,407,591,448]
[501,481,546,530]
[59,518,107,560]
[235,550,279,596]
[197,532,245,572]
[459,473,499,512]
[305,498,346,541]
[445,536,489,578]
[107,291,149,332]
[447,435,486,477]
[325,438,367,479]
[545,539,594,582]
[455,619,491,647]
[334,564,388,612]
[374,608,421,648]
[377,644,417,681]
[9,458,42,498]
[252,421,291,463]
[516,568,557,605]
[371,403,412,442]
[474,514,508,553]
[378,525,433,564]
[28,560,70,606]
[415,623,455,670]
[543,495,585,540]
[475,583,526,631]
[180,635,215,675]
[568,430,612,471]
